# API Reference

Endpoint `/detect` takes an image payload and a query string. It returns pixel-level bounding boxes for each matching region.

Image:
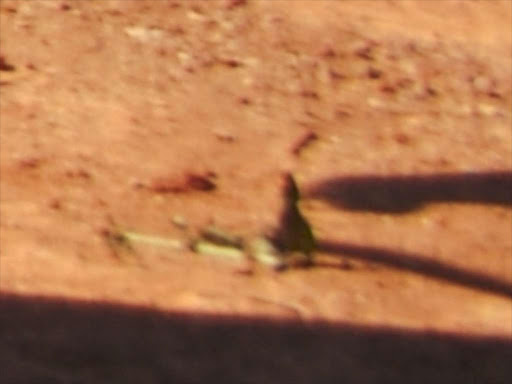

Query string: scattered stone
[124,26,163,43]
[130,179,146,189]
[477,103,498,116]
[224,0,247,10]
[149,172,217,193]
[334,107,352,119]
[393,132,411,145]
[329,70,346,81]
[171,215,188,230]
[488,90,502,99]
[425,86,438,97]
[367,97,384,108]
[380,83,396,93]
[0,55,15,71]
[291,130,318,156]
[186,9,205,21]
[3,6,17,13]
[238,96,251,105]
[318,45,337,58]
[472,75,493,93]
[49,199,62,210]
[223,58,243,68]
[300,90,319,99]
[213,130,237,142]
[185,173,217,191]
[18,157,42,169]
[367,67,383,79]
[353,40,378,60]
[65,169,91,179]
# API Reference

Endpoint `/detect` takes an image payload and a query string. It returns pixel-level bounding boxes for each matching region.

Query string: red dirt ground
[1,1,511,382]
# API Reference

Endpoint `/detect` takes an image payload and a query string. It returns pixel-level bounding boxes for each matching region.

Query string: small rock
[329,70,346,81]
[472,75,493,93]
[353,40,377,60]
[0,55,15,71]
[318,46,336,58]
[367,97,384,108]
[300,90,319,99]
[149,172,217,193]
[220,58,242,68]
[65,169,91,179]
[213,130,237,142]
[224,0,247,9]
[291,130,318,156]
[18,157,42,169]
[171,215,188,230]
[393,132,411,145]
[238,96,251,105]
[477,103,498,116]
[186,173,217,191]
[49,199,62,210]
[124,26,163,42]
[367,67,382,79]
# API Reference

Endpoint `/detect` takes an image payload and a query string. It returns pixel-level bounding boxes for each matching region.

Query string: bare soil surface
[1,1,511,382]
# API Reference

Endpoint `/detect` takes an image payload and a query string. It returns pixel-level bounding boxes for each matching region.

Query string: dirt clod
[149,172,217,194]
[0,55,15,71]
[291,131,319,156]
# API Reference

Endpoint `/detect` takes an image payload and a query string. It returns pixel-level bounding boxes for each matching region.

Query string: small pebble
[171,215,188,230]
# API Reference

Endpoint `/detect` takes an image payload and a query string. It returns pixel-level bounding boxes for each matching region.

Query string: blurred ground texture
[0,1,511,383]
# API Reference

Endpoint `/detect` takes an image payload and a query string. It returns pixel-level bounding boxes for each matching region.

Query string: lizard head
[283,172,300,203]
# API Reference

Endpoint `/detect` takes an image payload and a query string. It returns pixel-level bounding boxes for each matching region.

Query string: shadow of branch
[306,171,512,212]
[1,292,511,383]
[317,239,512,298]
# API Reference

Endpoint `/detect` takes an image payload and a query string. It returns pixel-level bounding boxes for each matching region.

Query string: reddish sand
[1,1,511,382]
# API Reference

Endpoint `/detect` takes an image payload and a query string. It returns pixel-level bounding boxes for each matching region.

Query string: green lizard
[107,173,315,270]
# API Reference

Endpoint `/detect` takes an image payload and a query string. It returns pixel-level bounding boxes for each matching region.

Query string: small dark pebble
[329,70,346,81]
[292,131,318,156]
[0,56,15,71]
[238,96,251,105]
[300,90,319,99]
[225,0,247,9]
[18,157,42,169]
[393,133,411,145]
[319,46,337,58]
[150,172,217,193]
[49,199,62,210]
[221,59,242,68]
[380,84,396,93]
[186,174,216,191]
[65,169,91,179]
[367,67,382,79]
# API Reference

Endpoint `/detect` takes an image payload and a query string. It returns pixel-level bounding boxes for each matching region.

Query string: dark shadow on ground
[306,171,512,212]
[316,240,512,298]
[1,292,511,384]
